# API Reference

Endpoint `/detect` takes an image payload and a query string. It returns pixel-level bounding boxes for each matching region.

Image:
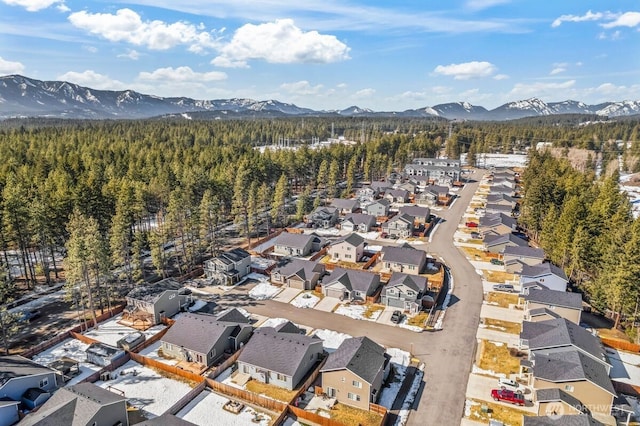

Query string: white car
[498,378,521,391]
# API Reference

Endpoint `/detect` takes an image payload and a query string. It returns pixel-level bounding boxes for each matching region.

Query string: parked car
[390,310,403,324]
[490,259,504,265]
[498,378,521,391]
[492,284,515,293]
[18,309,41,323]
[491,389,525,406]
[470,232,481,239]
[465,221,478,228]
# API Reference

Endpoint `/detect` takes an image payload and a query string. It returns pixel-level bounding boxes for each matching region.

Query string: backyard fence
[207,347,243,379]
[127,351,206,384]
[69,331,101,345]
[290,358,327,405]
[601,337,640,353]
[164,380,207,415]
[205,378,288,413]
[21,331,71,359]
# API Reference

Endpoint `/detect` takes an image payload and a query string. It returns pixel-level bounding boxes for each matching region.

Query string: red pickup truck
[491,389,525,406]
[465,221,478,228]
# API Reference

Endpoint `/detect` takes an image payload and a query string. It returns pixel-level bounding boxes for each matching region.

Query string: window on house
[243,365,249,374]
[352,380,361,388]
[564,385,574,392]
[39,378,48,388]
[276,373,285,381]
[345,254,351,259]
[341,377,345,382]
[348,392,361,401]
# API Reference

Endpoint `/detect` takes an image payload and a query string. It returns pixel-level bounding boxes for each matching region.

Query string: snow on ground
[83,315,166,347]
[489,341,504,346]
[96,360,192,417]
[280,417,304,426]
[250,256,276,270]
[248,281,281,300]
[465,399,480,417]
[462,153,528,168]
[398,318,424,333]
[434,269,453,330]
[290,292,320,308]
[138,341,179,366]
[32,338,101,386]
[472,365,504,378]
[309,228,341,236]
[378,348,412,408]
[366,245,382,252]
[607,348,640,386]
[312,329,352,352]
[178,389,271,426]
[188,299,207,312]
[334,304,382,321]
[257,317,289,328]
[394,369,424,426]
[620,174,640,219]
[357,231,381,240]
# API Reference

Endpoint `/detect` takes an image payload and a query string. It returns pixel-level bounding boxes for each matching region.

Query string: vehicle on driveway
[390,310,403,324]
[465,221,478,228]
[490,259,504,265]
[491,388,525,406]
[492,284,515,293]
[498,378,521,391]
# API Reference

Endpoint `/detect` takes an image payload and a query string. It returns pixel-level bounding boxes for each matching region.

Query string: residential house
[321,268,380,302]
[364,199,390,217]
[0,400,19,426]
[502,246,545,274]
[330,198,360,215]
[486,193,518,208]
[520,262,569,292]
[398,205,431,226]
[534,388,589,418]
[479,213,518,236]
[415,185,450,206]
[85,343,125,367]
[492,178,517,188]
[307,206,339,229]
[395,181,416,194]
[523,288,583,324]
[404,159,461,185]
[356,186,378,202]
[484,203,513,215]
[380,246,426,275]
[412,158,461,167]
[0,356,57,412]
[523,415,604,426]
[270,259,326,290]
[273,232,322,257]
[370,181,392,195]
[384,189,410,204]
[18,383,128,426]
[236,327,324,390]
[124,278,191,325]
[204,248,251,285]
[483,233,528,254]
[327,233,366,263]
[320,337,391,410]
[382,214,414,238]
[489,184,516,197]
[381,273,428,312]
[161,312,253,368]
[341,213,376,233]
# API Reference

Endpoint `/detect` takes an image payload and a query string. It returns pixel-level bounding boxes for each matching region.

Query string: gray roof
[311,206,338,218]
[331,232,366,248]
[386,189,409,199]
[535,388,585,412]
[521,262,569,282]
[321,336,388,384]
[425,185,449,195]
[342,214,376,229]
[484,233,528,248]
[479,212,517,229]
[528,307,561,319]
[386,272,427,293]
[323,268,380,295]
[399,205,430,218]
[272,259,324,282]
[381,246,426,267]
[525,289,582,310]
[521,318,607,364]
[274,321,303,334]
[370,181,392,191]
[486,193,517,204]
[126,278,184,302]
[532,349,615,395]
[216,308,251,324]
[370,198,391,207]
[161,313,246,355]
[237,327,321,377]
[135,413,198,426]
[216,248,251,265]
[485,203,513,213]
[0,356,54,387]
[490,184,514,194]
[523,415,603,426]
[330,198,360,210]
[503,246,545,259]
[274,232,316,250]
[386,213,414,225]
[19,383,126,426]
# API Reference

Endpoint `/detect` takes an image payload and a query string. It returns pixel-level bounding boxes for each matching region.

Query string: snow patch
[290,292,320,308]
[312,329,352,352]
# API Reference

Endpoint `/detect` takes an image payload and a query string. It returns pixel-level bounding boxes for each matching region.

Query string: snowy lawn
[334,304,383,321]
[32,338,101,386]
[138,341,179,366]
[188,299,208,312]
[607,348,640,385]
[311,329,352,353]
[83,315,166,347]
[96,360,194,417]
[378,348,411,409]
[177,389,271,426]
[290,292,320,308]
[257,317,289,329]
[394,369,424,426]
[248,275,281,300]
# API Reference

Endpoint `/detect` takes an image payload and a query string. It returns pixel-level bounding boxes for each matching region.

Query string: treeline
[519,150,640,329]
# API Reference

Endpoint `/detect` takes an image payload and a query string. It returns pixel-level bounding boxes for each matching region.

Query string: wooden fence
[290,358,327,405]
[613,380,640,397]
[69,331,101,345]
[128,351,206,384]
[164,380,207,415]
[361,252,380,271]
[601,337,640,353]
[130,326,170,353]
[207,347,244,379]
[287,405,355,426]
[21,331,71,359]
[69,305,127,333]
[205,378,288,413]
[248,229,284,254]
[369,403,387,416]
[310,247,328,262]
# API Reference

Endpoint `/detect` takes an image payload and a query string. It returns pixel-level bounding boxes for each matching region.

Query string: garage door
[325,288,344,299]
[385,297,404,308]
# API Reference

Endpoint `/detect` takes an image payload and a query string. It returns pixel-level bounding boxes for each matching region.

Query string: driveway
[272,287,301,303]
[480,304,525,323]
[314,296,340,312]
[466,373,537,414]
[476,327,521,346]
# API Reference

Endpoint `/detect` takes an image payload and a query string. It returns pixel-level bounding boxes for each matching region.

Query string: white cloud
[83,46,98,53]
[57,70,127,90]
[137,66,227,82]
[336,83,348,89]
[2,0,63,12]
[210,56,249,68]
[509,80,576,97]
[280,80,323,95]
[552,10,604,28]
[118,49,140,60]
[433,61,497,80]
[0,57,25,74]
[68,8,220,53]
[493,74,509,80]
[601,12,640,28]
[465,0,511,11]
[212,19,350,68]
[550,67,566,75]
[353,88,376,98]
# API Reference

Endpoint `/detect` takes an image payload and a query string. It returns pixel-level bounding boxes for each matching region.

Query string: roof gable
[387,272,427,292]
[525,289,582,310]
[381,246,426,267]
[162,313,245,354]
[321,336,387,384]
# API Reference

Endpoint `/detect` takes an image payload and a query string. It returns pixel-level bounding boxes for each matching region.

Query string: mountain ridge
[1,74,639,121]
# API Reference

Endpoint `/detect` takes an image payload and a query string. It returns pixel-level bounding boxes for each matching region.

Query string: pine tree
[0,266,19,355]
[272,173,289,227]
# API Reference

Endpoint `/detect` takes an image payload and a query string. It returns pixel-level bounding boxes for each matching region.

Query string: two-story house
[307,206,339,228]
[479,213,518,236]
[124,279,191,325]
[327,233,366,263]
[341,213,376,233]
[483,233,528,254]
[384,189,410,204]
[502,246,545,274]
[519,262,569,293]
[381,272,428,313]
[398,205,431,226]
[523,288,582,324]
[0,356,57,414]
[364,199,391,218]
[381,214,415,238]
[204,248,252,285]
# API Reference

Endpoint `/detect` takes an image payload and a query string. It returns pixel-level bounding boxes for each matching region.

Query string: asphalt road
[222,170,485,426]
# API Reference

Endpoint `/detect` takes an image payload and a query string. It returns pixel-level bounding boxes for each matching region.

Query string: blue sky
[0,0,638,110]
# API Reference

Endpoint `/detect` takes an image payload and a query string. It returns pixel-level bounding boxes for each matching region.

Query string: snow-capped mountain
[1,75,639,121]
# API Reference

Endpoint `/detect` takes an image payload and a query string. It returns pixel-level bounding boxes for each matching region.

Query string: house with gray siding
[503,246,545,273]
[381,272,428,312]
[273,232,322,257]
[381,213,414,238]
[519,262,569,293]
[364,199,390,217]
[321,268,380,302]
[204,248,251,285]
[380,246,426,275]
[341,213,376,233]
[270,259,325,290]
[384,189,410,203]
[398,205,431,225]
[18,383,128,426]
[370,181,392,194]
[124,279,191,325]
[307,206,339,228]
[0,356,57,407]
[330,199,360,215]
[327,233,366,263]
[161,312,253,368]
[483,233,528,254]
[236,327,323,390]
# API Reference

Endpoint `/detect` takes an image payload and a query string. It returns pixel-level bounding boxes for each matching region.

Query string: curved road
[225,170,485,426]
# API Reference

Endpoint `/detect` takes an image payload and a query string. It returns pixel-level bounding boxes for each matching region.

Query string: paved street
[221,169,486,426]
